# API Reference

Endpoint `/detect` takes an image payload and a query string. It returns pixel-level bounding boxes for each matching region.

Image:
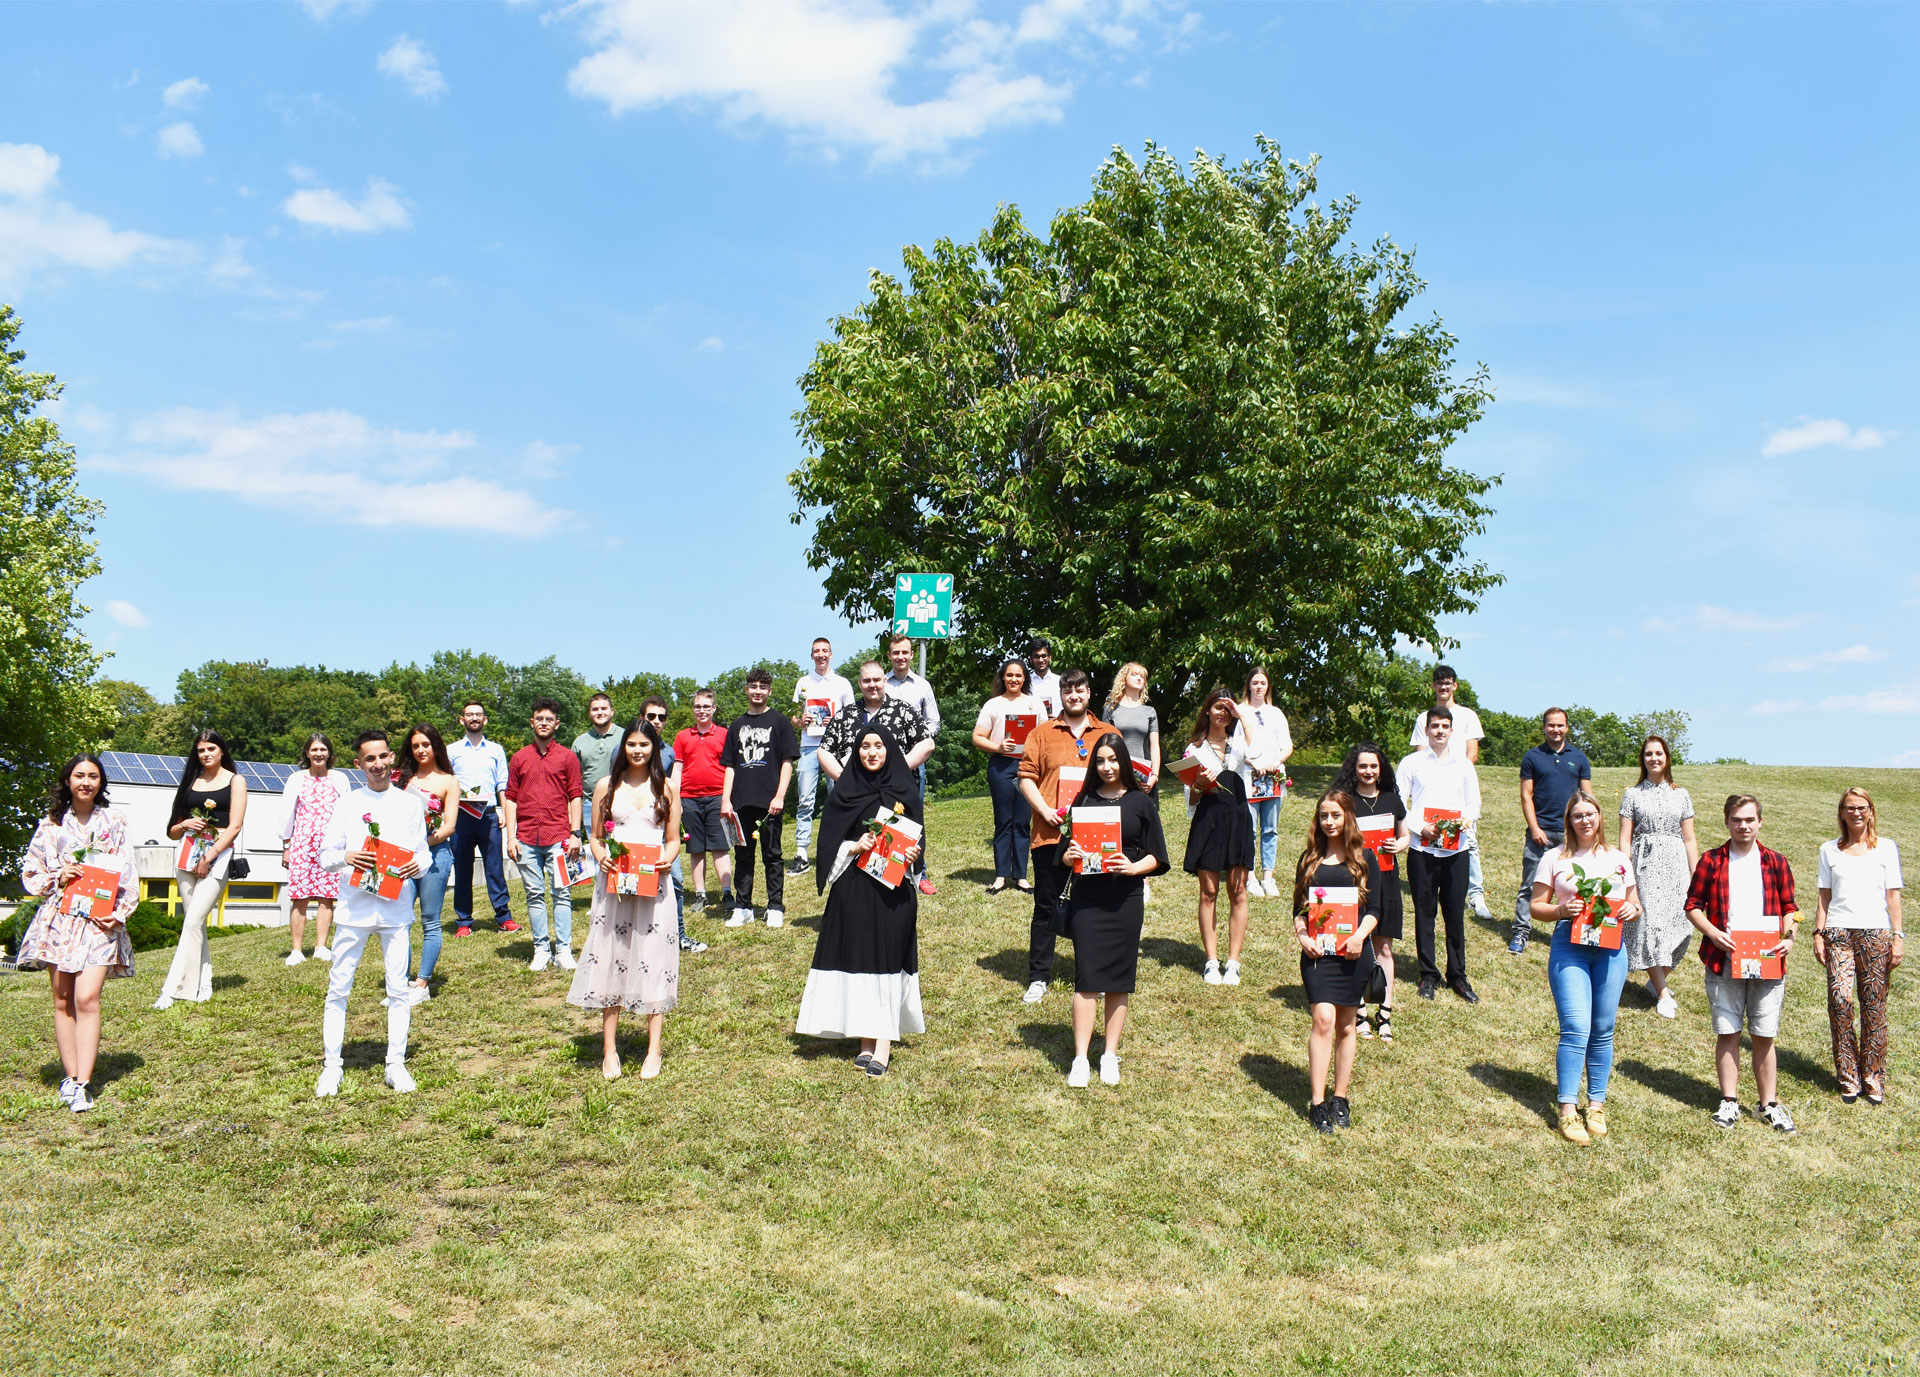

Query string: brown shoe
[1558,1104,1591,1144]
[1583,1103,1608,1140]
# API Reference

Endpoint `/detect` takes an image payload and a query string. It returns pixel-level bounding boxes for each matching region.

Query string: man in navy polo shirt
[1512,706,1592,954]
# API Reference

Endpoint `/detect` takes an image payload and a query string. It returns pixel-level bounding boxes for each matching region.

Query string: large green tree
[791,141,1499,731]
[0,306,114,861]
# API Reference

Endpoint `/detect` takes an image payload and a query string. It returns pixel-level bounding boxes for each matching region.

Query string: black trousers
[1408,847,1469,984]
[732,805,784,909]
[1027,842,1073,985]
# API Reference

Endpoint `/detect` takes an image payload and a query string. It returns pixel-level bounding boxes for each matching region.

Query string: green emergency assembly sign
[893,573,953,639]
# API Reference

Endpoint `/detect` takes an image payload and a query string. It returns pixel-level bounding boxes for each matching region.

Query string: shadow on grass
[571,1030,662,1066]
[1614,1057,1719,1110]
[494,942,536,962]
[210,973,248,991]
[1775,1043,1834,1093]
[39,1051,145,1089]
[1139,937,1206,973]
[945,866,998,886]
[977,949,1027,985]
[338,1038,399,1070]
[783,1032,851,1062]
[1017,1021,1074,1073]
[1267,982,1310,1011]
[1468,1061,1557,1126]
[1239,1053,1312,1121]
[1618,978,1660,1010]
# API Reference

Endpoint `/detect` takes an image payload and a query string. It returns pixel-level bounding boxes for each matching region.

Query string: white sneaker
[1261,874,1280,898]
[555,948,577,970]
[151,994,174,1011]
[765,909,784,928]
[725,908,754,928]
[57,1076,78,1106]
[313,945,334,962]
[1470,894,1493,920]
[680,937,709,953]
[1223,959,1242,987]
[409,984,432,1006]
[285,949,306,967]
[69,1083,96,1113]
[385,1064,416,1094]
[315,1066,342,1098]
[1203,959,1223,985]
[1656,990,1678,1020]
[1099,1053,1121,1086]
[529,947,551,972]
[1022,980,1047,1004]
[1067,1056,1091,1088]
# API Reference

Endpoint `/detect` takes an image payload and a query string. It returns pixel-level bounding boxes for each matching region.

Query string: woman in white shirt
[1182,689,1259,986]
[1814,788,1904,1105]
[1530,792,1641,1144]
[1234,667,1293,899]
[972,659,1043,895]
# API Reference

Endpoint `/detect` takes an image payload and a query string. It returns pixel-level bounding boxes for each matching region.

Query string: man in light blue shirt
[448,699,514,937]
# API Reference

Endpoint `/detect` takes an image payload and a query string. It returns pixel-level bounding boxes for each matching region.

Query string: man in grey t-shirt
[571,692,620,839]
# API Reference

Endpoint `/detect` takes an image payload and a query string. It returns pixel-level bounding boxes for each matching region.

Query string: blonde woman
[1814,788,1904,1105]
[1105,662,1161,902]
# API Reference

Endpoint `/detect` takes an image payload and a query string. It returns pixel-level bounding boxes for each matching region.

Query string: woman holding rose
[280,734,350,966]
[398,723,460,1003]
[155,731,248,1010]
[1290,791,1381,1132]
[1530,791,1641,1144]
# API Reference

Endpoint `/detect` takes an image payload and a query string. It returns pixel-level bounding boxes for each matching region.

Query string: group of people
[10,651,1905,1139]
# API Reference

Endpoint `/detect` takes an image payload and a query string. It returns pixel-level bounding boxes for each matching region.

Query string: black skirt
[1183,773,1255,874]
[1301,941,1377,1007]
[1373,862,1405,940]
[1065,874,1144,992]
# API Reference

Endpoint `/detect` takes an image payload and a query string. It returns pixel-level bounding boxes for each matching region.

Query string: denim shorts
[1704,972,1785,1038]
[682,794,727,853]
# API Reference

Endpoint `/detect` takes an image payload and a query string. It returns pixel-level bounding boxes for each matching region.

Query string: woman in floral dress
[280,734,349,965]
[18,754,138,1113]
[1617,734,1699,1019]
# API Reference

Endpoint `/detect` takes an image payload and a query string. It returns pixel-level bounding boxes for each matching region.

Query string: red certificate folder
[607,842,661,897]
[1171,744,1223,794]
[551,847,596,891]
[1249,774,1283,802]
[1068,805,1123,874]
[1423,807,1465,851]
[1358,814,1396,872]
[1054,766,1087,812]
[1569,892,1625,950]
[1131,757,1152,785]
[803,698,836,732]
[60,864,122,921]
[177,831,218,870]
[1729,916,1787,980]
[861,809,922,889]
[1307,885,1361,957]
[357,836,413,900]
[1003,713,1037,751]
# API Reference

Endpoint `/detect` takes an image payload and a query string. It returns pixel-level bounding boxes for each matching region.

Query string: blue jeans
[794,742,830,857]
[672,852,688,943]
[1514,830,1562,937]
[412,841,453,981]
[1247,793,1284,873]
[1547,924,1628,1103]
[514,842,573,954]
[453,806,511,925]
[1467,830,1486,903]
[986,754,1030,880]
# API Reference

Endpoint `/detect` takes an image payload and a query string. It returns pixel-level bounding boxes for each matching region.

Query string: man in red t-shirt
[672,688,733,914]
[504,697,583,974]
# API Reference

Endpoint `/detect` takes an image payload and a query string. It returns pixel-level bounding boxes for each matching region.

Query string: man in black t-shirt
[720,666,801,929]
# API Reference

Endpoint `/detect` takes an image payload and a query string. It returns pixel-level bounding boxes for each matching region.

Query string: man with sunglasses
[1017,669,1120,1004]
[671,689,733,918]
[642,696,705,954]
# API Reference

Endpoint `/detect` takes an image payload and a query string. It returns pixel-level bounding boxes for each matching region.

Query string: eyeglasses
[1842,805,1871,814]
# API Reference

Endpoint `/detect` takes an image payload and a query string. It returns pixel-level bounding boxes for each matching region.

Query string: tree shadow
[1468,1061,1558,1126]
[1017,1021,1074,1074]
[39,1051,146,1089]
[494,942,536,962]
[1613,1057,1720,1111]
[976,949,1027,984]
[1775,1043,1834,1093]
[1139,937,1206,973]
[1267,982,1311,1011]
[946,866,999,886]
[1239,1053,1313,1121]
[210,973,248,991]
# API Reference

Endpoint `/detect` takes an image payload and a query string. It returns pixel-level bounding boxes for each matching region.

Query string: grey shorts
[682,795,727,853]
[1704,972,1786,1038]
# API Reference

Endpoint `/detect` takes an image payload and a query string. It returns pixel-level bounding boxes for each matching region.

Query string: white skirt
[795,969,925,1040]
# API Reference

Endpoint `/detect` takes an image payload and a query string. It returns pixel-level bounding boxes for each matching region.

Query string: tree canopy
[790,140,1499,735]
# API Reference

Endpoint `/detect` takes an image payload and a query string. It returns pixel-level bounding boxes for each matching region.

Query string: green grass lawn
[3,765,1916,1375]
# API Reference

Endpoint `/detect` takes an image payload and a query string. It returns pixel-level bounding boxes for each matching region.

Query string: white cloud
[1749,699,1803,717]
[157,121,205,159]
[1775,644,1886,672]
[1641,604,1809,636]
[563,0,1165,163]
[92,407,568,537]
[522,440,579,475]
[1819,685,1920,715]
[302,316,399,350]
[378,35,449,99]
[0,143,195,286]
[1761,418,1892,457]
[0,142,62,198]
[163,77,209,110]
[282,177,411,233]
[299,0,370,19]
[1891,747,1920,768]
[695,335,724,352]
[104,600,150,629]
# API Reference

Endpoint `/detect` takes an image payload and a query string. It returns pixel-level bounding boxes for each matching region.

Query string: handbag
[1365,961,1388,1005]
[229,857,251,880]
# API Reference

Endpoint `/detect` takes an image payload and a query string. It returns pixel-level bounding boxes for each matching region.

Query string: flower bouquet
[1568,860,1629,949]
[423,793,446,836]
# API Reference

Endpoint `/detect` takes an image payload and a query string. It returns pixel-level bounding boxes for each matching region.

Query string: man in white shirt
[1409,664,1493,921]
[316,730,431,1098]
[1396,706,1482,1004]
[885,633,942,896]
[789,636,856,874]
[1028,639,1061,720]
[448,699,516,937]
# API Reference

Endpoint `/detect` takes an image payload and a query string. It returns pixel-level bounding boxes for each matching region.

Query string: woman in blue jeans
[1531,791,1641,1144]
[400,724,461,1004]
[972,659,1043,894]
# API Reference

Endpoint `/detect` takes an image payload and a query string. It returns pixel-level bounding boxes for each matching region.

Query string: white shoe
[151,994,174,1011]
[725,908,753,928]
[1261,874,1280,898]
[1203,959,1223,985]
[1656,990,1678,1020]
[765,909,784,928]
[69,1083,96,1113]
[555,948,577,970]
[409,984,432,1006]
[1099,1053,1121,1086]
[285,949,306,967]
[385,1064,416,1094]
[1067,1056,1091,1088]
[57,1076,78,1106]
[1222,959,1242,986]
[313,945,334,962]
[529,947,551,972]
[315,1066,342,1098]
[1470,895,1494,920]
[681,937,709,953]
[1022,980,1047,1004]
[1142,879,1152,904]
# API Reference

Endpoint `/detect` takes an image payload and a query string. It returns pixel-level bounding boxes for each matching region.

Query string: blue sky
[3,1,1914,767]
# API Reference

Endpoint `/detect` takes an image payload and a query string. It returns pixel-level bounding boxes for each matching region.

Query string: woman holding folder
[1291,791,1381,1132]
[17,754,138,1113]
[1332,742,1408,1042]
[1181,689,1258,986]
[1060,735,1170,1087]
[972,658,1043,895]
[154,730,248,1010]
[572,719,681,1081]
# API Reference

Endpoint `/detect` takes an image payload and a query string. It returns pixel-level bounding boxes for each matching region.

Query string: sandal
[1357,1006,1374,1039]
[1014,880,1034,894]
[1375,1006,1393,1043]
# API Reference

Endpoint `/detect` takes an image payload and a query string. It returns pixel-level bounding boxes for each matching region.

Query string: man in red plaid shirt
[1684,793,1800,1133]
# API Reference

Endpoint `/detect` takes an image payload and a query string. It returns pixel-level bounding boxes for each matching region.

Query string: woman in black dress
[1182,688,1258,988]
[795,725,925,1077]
[1061,735,1170,1088]
[1332,741,1409,1043]
[1290,790,1381,1133]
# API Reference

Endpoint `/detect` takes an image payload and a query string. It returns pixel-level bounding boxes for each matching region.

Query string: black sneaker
[1310,1101,1333,1134]
[1448,977,1480,1005]
[1417,975,1437,1000]
[685,894,707,914]
[786,857,811,876]
[1330,1096,1351,1129]
[719,891,735,911]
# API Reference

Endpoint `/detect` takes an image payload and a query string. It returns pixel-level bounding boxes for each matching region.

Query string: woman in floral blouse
[17,754,138,1113]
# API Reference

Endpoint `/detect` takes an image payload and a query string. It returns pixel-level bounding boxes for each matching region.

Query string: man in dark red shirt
[672,688,732,916]
[504,697,583,974]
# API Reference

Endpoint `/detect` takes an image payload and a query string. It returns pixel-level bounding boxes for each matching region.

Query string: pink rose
[1313,886,1326,901]
[603,818,615,836]
[362,813,373,823]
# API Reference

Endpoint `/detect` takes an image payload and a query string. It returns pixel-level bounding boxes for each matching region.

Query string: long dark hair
[1072,734,1140,810]
[170,729,235,825]
[1291,790,1370,913]
[397,722,454,786]
[994,658,1030,696]
[1331,741,1392,799]
[602,719,670,830]
[46,753,110,823]
[1188,686,1236,747]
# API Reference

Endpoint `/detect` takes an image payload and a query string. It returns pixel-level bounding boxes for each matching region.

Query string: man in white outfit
[317,730,430,1098]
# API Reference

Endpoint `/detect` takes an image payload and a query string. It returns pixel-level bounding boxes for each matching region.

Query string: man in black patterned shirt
[820,661,935,783]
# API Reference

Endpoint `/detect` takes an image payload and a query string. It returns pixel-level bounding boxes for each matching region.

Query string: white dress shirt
[1029,669,1062,720]
[1395,747,1483,857]
[321,784,431,929]
[884,669,941,735]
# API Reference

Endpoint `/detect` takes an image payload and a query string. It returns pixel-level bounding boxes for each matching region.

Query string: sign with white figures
[892,573,953,639]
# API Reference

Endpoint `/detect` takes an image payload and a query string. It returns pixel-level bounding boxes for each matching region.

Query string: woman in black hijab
[796,724,925,1076]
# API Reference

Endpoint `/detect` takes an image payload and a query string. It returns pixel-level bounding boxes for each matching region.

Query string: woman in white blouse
[1233,667,1294,899]
[1814,788,1905,1105]
[972,659,1043,895]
